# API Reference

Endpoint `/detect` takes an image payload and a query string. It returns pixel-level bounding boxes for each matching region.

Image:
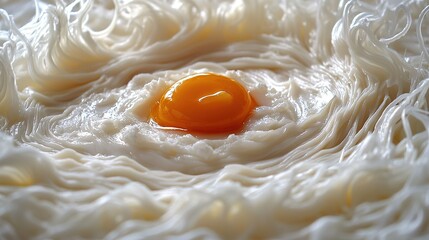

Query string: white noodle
[1,0,429,239]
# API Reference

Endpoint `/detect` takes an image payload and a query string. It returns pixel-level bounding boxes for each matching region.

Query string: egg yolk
[150,73,257,134]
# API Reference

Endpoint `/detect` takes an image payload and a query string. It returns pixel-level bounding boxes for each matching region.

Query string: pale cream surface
[1,0,429,239]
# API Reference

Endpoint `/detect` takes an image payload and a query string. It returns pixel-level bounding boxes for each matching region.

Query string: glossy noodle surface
[1,0,429,239]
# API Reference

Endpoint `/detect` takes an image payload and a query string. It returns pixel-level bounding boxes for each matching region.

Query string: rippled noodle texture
[1,0,429,239]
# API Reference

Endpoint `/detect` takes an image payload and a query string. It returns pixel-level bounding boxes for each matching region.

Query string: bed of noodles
[1,0,429,239]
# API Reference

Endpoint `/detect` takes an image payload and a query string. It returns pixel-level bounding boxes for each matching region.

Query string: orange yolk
[150,73,257,134]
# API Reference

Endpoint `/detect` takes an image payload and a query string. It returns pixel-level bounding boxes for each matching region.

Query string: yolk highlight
[150,73,256,134]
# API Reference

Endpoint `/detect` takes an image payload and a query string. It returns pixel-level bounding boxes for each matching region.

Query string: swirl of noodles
[1,0,429,239]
